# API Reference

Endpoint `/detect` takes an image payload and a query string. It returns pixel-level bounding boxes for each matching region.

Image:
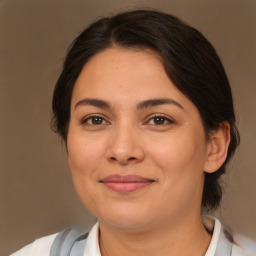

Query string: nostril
[128,157,136,161]
[109,156,136,161]
[109,156,138,164]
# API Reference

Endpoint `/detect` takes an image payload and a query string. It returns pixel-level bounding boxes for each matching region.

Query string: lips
[100,175,155,193]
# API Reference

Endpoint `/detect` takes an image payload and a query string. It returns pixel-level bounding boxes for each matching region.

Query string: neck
[99,213,212,256]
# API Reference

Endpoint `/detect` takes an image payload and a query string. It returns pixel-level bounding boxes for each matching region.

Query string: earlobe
[204,122,231,173]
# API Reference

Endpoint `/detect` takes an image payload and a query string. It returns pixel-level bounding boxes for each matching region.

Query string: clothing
[11,217,256,256]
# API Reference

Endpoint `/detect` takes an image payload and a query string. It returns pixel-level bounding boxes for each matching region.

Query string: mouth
[99,174,155,193]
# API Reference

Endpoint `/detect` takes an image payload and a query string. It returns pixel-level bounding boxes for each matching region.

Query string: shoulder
[10,223,98,256]
[10,233,58,256]
[232,234,256,256]
[203,216,256,256]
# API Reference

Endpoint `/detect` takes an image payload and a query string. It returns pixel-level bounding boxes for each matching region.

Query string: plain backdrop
[1,0,255,255]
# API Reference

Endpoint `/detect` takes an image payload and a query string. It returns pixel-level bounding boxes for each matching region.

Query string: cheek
[67,134,104,210]
[149,136,205,171]
[67,133,103,172]
[147,136,206,213]
[147,130,207,191]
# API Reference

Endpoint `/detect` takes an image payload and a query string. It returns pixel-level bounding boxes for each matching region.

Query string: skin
[67,47,230,256]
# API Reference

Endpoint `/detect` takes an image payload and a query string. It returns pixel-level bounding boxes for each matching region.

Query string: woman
[11,9,255,256]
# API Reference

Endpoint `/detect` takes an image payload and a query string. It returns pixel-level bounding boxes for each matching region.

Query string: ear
[203,122,231,173]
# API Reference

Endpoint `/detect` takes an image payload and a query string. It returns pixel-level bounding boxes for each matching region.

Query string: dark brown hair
[52,9,240,211]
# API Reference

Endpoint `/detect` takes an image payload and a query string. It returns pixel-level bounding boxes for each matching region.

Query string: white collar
[203,216,222,256]
[83,222,101,256]
[83,216,221,256]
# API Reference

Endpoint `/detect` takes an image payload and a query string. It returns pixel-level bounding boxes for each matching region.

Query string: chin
[100,217,151,232]
[96,205,157,232]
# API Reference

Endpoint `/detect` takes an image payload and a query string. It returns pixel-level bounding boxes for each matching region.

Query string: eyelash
[145,114,174,126]
[81,114,174,127]
[81,115,109,126]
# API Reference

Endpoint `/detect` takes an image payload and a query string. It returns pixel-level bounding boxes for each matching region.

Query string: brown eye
[82,115,109,125]
[147,115,174,125]
[153,116,166,125]
[91,116,104,125]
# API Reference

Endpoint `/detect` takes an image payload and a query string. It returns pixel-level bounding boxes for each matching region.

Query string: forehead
[71,47,193,111]
[76,47,164,86]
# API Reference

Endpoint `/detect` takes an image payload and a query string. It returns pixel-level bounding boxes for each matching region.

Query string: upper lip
[100,174,155,183]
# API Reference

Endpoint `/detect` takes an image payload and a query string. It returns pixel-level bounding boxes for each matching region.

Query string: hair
[52,9,240,211]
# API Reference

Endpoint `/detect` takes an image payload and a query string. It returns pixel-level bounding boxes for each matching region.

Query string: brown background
[1,0,255,255]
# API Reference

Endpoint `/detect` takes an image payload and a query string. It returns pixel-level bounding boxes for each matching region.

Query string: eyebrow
[74,98,111,109]
[136,98,184,110]
[74,98,184,110]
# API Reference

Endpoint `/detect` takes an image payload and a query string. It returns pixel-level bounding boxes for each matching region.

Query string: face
[67,47,210,232]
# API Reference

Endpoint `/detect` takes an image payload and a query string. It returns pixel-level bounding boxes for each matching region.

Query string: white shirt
[10,217,256,256]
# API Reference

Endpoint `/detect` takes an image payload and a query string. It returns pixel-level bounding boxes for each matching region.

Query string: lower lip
[102,181,153,193]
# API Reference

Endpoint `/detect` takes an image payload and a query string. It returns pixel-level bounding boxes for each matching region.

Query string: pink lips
[100,175,154,193]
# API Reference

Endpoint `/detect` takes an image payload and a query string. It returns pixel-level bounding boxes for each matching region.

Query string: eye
[147,115,174,125]
[81,115,109,125]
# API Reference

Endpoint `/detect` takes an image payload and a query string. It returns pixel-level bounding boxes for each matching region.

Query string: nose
[106,124,145,165]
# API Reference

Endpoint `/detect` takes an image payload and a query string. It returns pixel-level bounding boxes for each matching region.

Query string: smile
[99,175,155,193]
